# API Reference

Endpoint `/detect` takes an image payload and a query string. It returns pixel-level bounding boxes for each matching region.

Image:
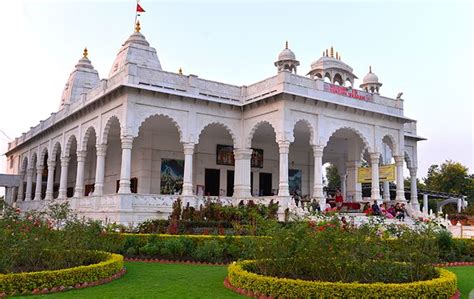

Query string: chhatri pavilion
[3,21,425,224]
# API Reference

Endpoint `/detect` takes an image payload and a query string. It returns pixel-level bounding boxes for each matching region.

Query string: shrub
[192,240,225,263]
[227,261,457,299]
[0,252,123,295]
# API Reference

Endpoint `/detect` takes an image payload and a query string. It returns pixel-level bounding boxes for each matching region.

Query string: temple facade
[3,23,425,224]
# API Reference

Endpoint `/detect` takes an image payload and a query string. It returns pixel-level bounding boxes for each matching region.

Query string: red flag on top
[136,3,145,13]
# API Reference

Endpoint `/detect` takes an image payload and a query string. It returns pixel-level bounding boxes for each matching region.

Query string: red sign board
[323,83,373,101]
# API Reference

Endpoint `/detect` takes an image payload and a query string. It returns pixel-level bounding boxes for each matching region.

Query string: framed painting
[216,144,235,166]
[160,159,184,194]
[251,148,263,168]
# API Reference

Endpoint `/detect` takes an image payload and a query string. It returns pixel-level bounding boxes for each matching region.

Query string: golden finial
[322,51,325,56]
[325,49,329,56]
[336,51,339,59]
[369,65,372,73]
[135,20,141,33]
[83,47,88,58]
[178,67,183,75]
[330,46,334,58]
[285,41,288,49]
[339,54,341,60]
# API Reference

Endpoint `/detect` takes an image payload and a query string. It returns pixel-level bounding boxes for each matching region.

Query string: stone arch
[290,118,316,146]
[380,133,398,156]
[333,73,344,85]
[101,115,122,145]
[30,152,38,169]
[322,126,372,152]
[51,141,62,159]
[81,126,97,151]
[404,151,413,169]
[64,135,78,157]
[38,146,49,167]
[136,113,184,143]
[20,156,28,172]
[197,121,237,147]
[245,120,278,148]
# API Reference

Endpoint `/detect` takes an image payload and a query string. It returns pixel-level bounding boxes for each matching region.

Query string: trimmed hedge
[0,251,123,295]
[227,260,458,298]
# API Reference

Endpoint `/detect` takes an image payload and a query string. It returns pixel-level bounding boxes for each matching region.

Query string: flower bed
[0,251,124,296]
[227,260,458,298]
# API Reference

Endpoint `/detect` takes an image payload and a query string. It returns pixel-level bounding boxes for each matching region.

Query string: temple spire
[83,47,88,58]
[135,20,141,33]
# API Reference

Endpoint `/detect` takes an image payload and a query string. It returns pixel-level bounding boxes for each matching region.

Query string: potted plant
[447,214,458,225]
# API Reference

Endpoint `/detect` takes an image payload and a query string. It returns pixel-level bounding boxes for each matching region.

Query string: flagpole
[134,0,139,27]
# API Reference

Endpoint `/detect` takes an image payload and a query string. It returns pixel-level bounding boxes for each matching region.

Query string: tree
[423,160,473,202]
[326,164,341,189]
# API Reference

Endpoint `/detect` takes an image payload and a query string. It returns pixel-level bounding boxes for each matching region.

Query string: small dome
[362,66,379,84]
[278,48,296,61]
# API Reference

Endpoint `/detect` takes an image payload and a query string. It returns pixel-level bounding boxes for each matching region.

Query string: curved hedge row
[227,260,458,298]
[0,251,124,295]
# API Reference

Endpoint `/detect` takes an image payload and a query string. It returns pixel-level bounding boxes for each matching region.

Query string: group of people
[366,201,407,221]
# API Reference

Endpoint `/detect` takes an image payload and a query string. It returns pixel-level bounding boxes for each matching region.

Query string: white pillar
[16,170,25,201]
[409,167,419,210]
[74,151,87,197]
[423,193,428,214]
[278,141,290,197]
[93,144,107,196]
[118,136,133,194]
[394,155,405,201]
[233,148,252,198]
[33,165,44,200]
[182,143,195,196]
[45,160,56,200]
[370,152,380,201]
[383,181,390,201]
[58,157,70,199]
[25,167,34,201]
[312,145,324,206]
[346,160,362,201]
[340,173,347,201]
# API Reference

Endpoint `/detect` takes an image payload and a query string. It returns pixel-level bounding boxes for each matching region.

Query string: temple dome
[307,47,357,86]
[360,66,382,94]
[362,67,379,84]
[108,21,162,78]
[59,48,100,110]
[274,41,299,74]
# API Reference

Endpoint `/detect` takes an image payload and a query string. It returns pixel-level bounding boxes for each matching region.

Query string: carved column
[33,165,44,200]
[58,157,70,199]
[346,160,362,201]
[17,170,26,201]
[340,173,347,201]
[233,148,252,198]
[394,155,406,201]
[409,167,420,210]
[93,144,107,196]
[118,136,133,194]
[423,193,429,214]
[278,141,290,197]
[74,151,87,197]
[25,167,34,201]
[312,145,324,206]
[369,152,380,201]
[45,160,56,200]
[182,143,195,196]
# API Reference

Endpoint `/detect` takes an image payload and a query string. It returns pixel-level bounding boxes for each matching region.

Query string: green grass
[21,262,242,299]
[444,266,474,299]
[15,263,474,299]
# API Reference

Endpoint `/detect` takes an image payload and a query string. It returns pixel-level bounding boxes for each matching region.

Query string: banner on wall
[357,164,396,183]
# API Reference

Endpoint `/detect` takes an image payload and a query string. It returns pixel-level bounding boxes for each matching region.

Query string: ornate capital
[312,144,324,157]
[369,152,380,164]
[234,148,252,160]
[278,141,290,154]
[393,155,404,166]
[121,135,134,150]
[47,160,56,168]
[76,150,87,161]
[96,144,108,156]
[409,167,417,177]
[36,165,44,174]
[182,142,195,155]
[61,157,70,166]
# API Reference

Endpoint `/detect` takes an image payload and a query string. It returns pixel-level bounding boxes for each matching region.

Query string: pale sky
[0,0,473,187]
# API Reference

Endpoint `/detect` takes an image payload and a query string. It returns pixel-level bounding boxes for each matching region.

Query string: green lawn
[444,266,474,299]
[21,262,242,299]
[16,263,474,299]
